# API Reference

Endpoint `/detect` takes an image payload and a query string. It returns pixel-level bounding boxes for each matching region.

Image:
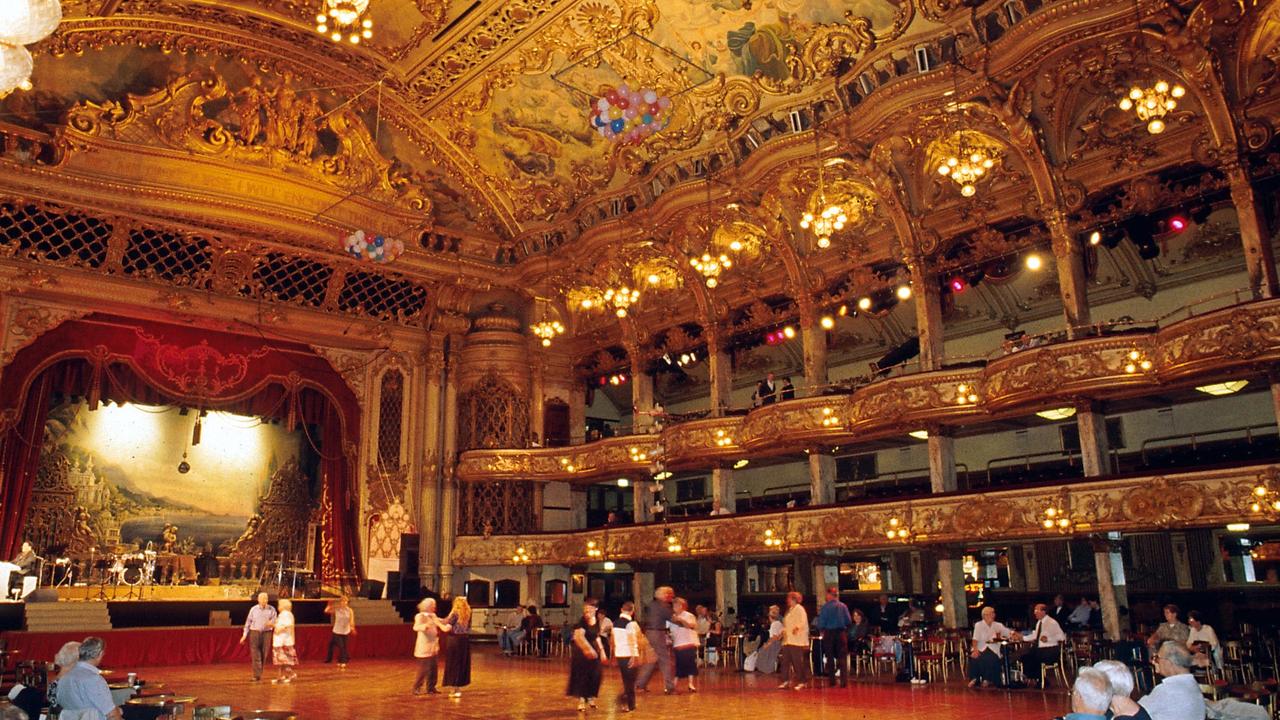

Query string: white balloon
[0,45,33,98]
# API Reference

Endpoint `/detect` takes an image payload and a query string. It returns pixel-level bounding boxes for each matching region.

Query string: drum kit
[77,547,159,599]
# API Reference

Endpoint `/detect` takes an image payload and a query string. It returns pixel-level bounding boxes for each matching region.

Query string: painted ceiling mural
[444,0,913,222]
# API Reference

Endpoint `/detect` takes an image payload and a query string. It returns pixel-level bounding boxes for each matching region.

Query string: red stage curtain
[0,624,415,668]
[0,315,362,580]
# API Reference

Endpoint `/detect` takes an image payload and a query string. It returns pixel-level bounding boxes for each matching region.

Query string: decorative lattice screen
[338,270,429,321]
[377,368,404,470]
[458,370,530,451]
[460,481,535,535]
[253,253,333,306]
[0,201,111,268]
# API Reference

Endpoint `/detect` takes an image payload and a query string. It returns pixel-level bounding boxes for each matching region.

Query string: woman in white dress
[272,599,298,684]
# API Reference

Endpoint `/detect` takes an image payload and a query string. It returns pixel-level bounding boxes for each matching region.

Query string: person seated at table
[1138,642,1205,720]
[521,605,546,656]
[869,594,899,633]
[1016,602,1066,685]
[1067,596,1094,630]
[1092,660,1152,720]
[1049,594,1071,628]
[55,637,121,720]
[1185,610,1221,670]
[1146,605,1189,649]
[499,605,527,655]
[1058,667,1113,720]
[42,641,82,711]
[968,606,1012,688]
[849,608,871,654]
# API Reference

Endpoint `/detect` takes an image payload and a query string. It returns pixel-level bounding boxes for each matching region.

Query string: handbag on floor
[743,650,758,672]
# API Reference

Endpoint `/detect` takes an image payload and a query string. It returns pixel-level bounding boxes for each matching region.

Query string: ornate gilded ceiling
[0,0,1277,351]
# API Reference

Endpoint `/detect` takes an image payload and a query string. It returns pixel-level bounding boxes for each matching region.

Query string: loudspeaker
[385,571,400,601]
[25,588,58,603]
[360,579,384,601]
[398,576,420,601]
[398,533,420,581]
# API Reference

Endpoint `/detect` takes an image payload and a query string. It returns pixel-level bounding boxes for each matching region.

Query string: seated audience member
[1148,605,1190,649]
[869,594,899,633]
[1016,602,1066,685]
[1138,642,1206,720]
[1093,660,1152,720]
[1067,596,1094,630]
[499,605,527,655]
[968,606,1011,688]
[1060,667,1114,720]
[521,605,546,656]
[1185,610,1221,670]
[1050,594,1072,628]
[55,637,121,720]
[849,607,871,653]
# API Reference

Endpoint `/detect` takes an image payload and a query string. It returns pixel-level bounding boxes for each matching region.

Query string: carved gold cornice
[453,464,1268,566]
[457,297,1280,482]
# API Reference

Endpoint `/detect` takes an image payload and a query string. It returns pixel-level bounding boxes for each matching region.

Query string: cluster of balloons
[343,230,405,263]
[590,84,671,144]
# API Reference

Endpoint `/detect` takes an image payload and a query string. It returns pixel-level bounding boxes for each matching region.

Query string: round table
[126,695,197,706]
[236,711,298,720]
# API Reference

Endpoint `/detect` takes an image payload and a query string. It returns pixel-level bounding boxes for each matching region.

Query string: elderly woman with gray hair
[1061,666,1114,720]
[1092,660,1151,720]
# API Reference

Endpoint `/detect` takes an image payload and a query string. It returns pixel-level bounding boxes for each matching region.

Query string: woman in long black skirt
[567,598,607,712]
[442,596,473,699]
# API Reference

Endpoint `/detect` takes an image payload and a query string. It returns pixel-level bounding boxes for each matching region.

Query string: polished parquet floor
[138,648,1069,719]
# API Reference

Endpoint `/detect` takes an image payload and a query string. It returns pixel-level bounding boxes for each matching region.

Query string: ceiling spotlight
[948,277,967,293]
[820,316,835,330]
[1167,216,1187,233]
[647,273,661,285]
[896,285,912,300]
[857,297,872,311]
[1088,230,1101,246]
[782,326,796,339]
[837,304,849,317]
[1024,253,1043,271]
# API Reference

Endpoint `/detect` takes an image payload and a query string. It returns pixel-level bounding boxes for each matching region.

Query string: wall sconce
[762,527,785,549]
[1040,505,1073,533]
[586,540,603,559]
[1248,468,1280,516]
[1123,349,1152,374]
[714,429,734,447]
[820,406,841,427]
[665,532,683,553]
[884,515,911,541]
[559,457,577,473]
[955,383,979,405]
[512,546,531,564]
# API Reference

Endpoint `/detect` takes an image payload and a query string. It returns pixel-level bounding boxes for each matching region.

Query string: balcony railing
[457,295,1280,483]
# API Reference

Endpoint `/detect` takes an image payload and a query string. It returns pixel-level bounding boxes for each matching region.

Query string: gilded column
[417,339,445,586]
[532,481,545,531]
[1047,210,1093,338]
[707,330,732,417]
[569,382,587,445]
[1074,398,1126,638]
[1092,537,1125,641]
[1226,160,1279,299]
[801,319,829,392]
[632,478,654,524]
[630,350,654,433]
[437,339,461,594]
[710,466,736,513]
[525,565,543,606]
[808,452,836,506]
[910,256,966,627]
[714,566,738,627]
[530,352,546,445]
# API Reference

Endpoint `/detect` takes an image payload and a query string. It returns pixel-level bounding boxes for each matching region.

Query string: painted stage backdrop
[25,400,310,558]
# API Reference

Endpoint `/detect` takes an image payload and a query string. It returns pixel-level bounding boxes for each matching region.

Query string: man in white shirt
[55,637,121,720]
[612,602,642,712]
[1138,641,1206,720]
[778,591,810,690]
[968,606,1011,688]
[1016,602,1066,685]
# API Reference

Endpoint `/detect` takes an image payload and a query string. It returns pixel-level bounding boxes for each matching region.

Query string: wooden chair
[914,636,949,683]
[1038,644,1069,690]
[871,634,899,676]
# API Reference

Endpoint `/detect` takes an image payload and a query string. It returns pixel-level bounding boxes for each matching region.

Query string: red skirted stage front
[1,624,414,667]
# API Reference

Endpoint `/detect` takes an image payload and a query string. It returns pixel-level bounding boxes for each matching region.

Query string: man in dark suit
[868,594,899,633]
[757,373,778,405]
[1049,594,1071,628]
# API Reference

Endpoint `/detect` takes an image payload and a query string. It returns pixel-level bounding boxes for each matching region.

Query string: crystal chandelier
[315,0,373,44]
[1118,80,1185,135]
[690,252,732,288]
[530,319,564,347]
[936,135,996,197]
[604,286,639,317]
[0,0,62,98]
[801,205,847,249]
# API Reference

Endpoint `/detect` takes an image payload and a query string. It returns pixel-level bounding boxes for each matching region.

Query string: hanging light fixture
[1119,80,1185,135]
[935,131,998,198]
[800,129,847,249]
[315,0,374,44]
[604,285,639,317]
[0,0,61,98]
[1116,0,1188,135]
[690,252,732,288]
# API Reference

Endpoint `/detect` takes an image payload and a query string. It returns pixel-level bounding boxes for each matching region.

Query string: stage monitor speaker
[398,576,420,601]
[398,533,420,581]
[385,571,401,601]
[26,588,58,603]
[360,579,385,601]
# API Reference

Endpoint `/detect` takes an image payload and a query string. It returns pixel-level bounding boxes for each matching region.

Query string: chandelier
[530,319,565,347]
[0,0,61,98]
[800,205,847,249]
[1119,80,1185,135]
[315,0,373,44]
[604,286,639,317]
[690,252,732,288]
[936,134,997,197]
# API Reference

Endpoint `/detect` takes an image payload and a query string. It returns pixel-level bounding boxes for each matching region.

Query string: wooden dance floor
[136,648,1068,719]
